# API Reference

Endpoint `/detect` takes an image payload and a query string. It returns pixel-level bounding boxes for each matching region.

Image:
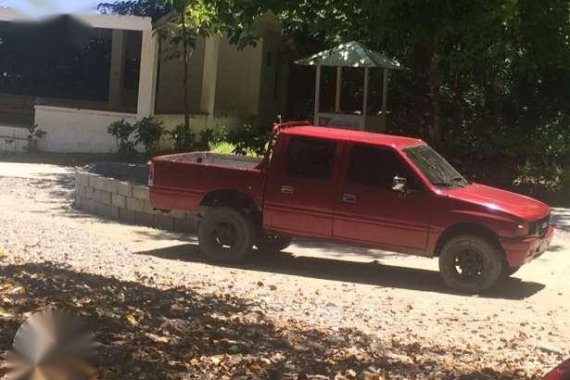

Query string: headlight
[515,223,529,237]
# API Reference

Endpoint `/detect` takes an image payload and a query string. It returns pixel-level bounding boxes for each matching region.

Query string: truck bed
[149,152,265,213]
[158,152,262,169]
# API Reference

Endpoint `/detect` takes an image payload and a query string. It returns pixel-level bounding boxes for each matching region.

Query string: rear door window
[286,137,337,181]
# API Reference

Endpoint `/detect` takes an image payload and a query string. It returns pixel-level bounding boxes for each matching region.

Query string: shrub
[513,119,570,194]
[107,119,136,155]
[135,117,164,156]
[168,124,196,152]
[196,128,217,151]
[168,125,219,152]
[224,124,271,157]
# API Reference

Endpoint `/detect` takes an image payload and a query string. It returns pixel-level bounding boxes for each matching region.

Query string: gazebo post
[381,68,389,131]
[335,67,342,112]
[362,67,370,131]
[314,65,322,125]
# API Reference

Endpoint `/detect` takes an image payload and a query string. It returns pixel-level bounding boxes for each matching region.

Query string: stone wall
[75,169,199,233]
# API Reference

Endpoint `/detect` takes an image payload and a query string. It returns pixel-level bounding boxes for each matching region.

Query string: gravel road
[0,164,569,379]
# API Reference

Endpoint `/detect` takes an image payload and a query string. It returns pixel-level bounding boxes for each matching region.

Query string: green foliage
[98,0,169,19]
[107,119,137,155]
[135,117,165,156]
[224,124,271,157]
[195,128,217,151]
[513,119,570,193]
[209,141,236,155]
[168,125,217,152]
[168,124,195,152]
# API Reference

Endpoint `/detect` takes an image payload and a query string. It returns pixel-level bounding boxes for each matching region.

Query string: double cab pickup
[149,123,554,293]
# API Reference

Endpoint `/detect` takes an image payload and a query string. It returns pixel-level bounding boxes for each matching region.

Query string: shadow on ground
[136,244,545,301]
[0,262,538,380]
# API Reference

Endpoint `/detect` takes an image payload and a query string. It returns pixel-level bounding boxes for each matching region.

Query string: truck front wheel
[439,234,504,293]
[198,207,255,264]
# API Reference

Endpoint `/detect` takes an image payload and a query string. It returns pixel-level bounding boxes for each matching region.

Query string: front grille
[530,214,550,236]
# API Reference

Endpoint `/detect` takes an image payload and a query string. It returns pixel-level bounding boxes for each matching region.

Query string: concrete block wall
[75,169,199,233]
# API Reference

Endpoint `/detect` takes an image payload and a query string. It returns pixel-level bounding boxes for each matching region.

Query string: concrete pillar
[200,36,220,127]
[137,29,159,118]
[109,29,126,109]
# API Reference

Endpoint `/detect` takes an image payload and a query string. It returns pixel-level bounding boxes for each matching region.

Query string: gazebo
[296,41,402,131]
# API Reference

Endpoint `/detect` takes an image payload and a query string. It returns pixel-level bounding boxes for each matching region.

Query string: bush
[196,128,217,151]
[513,119,570,194]
[168,125,219,152]
[135,117,164,156]
[440,115,570,200]
[224,124,271,157]
[107,119,136,155]
[168,124,195,152]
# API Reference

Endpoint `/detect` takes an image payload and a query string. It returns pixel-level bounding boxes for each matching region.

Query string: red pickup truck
[149,123,554,293]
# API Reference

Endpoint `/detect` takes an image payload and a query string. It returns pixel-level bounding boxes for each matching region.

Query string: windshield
[403,144,469,188]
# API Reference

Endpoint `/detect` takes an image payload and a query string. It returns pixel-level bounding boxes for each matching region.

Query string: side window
[286,137,337,180]
[348,145,414,188]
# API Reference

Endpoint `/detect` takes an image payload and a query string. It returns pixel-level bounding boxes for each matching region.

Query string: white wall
[35,106,138,153]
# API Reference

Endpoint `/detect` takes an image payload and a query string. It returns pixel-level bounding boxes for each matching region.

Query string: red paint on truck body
[150,125,553,268]
[544,360,570,380]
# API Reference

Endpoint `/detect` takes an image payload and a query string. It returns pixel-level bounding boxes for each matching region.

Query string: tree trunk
[182,13,191,132]
[414,37,442,146]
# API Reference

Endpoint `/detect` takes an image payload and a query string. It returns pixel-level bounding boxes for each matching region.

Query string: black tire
[439,234,504,293]
[198,207,255,264]
[256,234,293,253]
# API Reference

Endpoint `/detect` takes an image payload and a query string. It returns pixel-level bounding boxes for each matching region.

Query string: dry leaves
[0,262,562,380]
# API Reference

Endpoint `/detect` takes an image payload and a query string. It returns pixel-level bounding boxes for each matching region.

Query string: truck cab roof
[282,126,424,149]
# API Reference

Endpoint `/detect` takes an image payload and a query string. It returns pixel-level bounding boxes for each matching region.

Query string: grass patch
[209,142,259,157]
[209,141,236,155]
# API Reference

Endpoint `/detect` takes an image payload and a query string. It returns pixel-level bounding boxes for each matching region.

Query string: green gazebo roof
[295,41,402,69]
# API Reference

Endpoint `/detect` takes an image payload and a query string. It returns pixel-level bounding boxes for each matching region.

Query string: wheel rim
[211,219,239,250]
[452,248,485,280]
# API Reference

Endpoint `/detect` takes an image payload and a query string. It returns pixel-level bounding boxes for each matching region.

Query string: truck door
[332,143,430,253]
[263,135,341,238]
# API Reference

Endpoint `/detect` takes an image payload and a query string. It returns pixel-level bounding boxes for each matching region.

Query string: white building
[0,8,288,153]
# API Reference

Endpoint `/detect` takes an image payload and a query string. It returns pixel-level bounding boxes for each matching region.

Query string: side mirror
[392,176,407,192]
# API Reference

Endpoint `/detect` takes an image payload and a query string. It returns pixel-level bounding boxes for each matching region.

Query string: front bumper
[501,225,555,268]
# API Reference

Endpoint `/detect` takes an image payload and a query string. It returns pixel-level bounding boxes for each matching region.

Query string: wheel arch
[434,223,503,257]
[199,189,261,224]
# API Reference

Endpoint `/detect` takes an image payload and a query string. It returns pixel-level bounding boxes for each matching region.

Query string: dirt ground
[0,163,568,379]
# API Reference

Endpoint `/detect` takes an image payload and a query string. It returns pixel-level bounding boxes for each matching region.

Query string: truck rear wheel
[198,207,255,264]
[256,234,293,253]
[439,234,504,293]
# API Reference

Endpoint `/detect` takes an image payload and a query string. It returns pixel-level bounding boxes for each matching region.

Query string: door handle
[280,185,295,195]
[342,194,357,203]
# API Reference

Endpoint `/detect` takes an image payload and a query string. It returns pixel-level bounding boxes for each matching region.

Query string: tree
[102,0,220,145]
[98,0,170,20]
